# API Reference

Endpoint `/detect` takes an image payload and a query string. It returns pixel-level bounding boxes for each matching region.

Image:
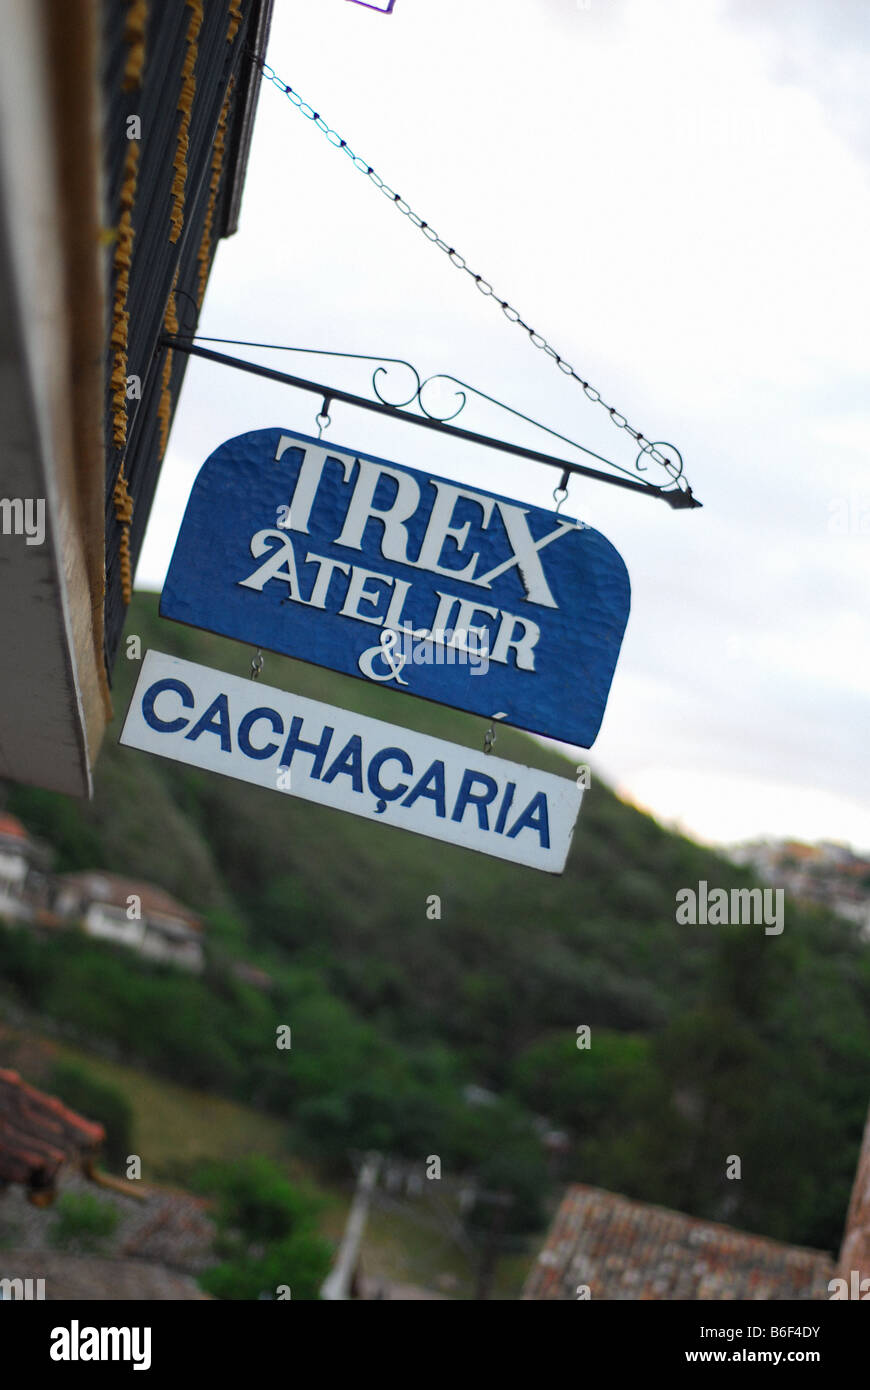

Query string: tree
[48,1062,134,1172]
[193,1157,332,1300]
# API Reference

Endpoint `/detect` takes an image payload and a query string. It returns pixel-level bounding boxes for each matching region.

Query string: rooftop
[523,1184,834,1300]
[0,814,28,843]
[0,1069,105,1202]
[57,871,202,932]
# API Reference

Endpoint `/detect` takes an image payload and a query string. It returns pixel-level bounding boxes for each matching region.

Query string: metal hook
[483,712,507,755]
[316,395,332,439]
[250,648,264,681]
[553,467,571,514]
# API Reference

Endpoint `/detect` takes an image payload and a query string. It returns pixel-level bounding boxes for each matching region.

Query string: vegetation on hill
[2,590,869,1254]
[47,1061,133,1171]
[191,1157,331,1300]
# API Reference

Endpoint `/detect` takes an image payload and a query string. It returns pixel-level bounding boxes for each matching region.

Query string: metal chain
[253,56,683,484]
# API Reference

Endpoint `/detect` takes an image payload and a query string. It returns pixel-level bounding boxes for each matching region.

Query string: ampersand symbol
[357,628,409,685]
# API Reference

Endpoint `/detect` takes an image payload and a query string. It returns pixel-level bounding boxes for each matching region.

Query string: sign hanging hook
[316,395,332,440]
[483,712,507,755]
[250,648,264,681]
[553,467,571,514]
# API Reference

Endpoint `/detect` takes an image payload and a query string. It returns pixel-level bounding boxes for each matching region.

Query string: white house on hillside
[54,871,204,972]
[0,813,47,922]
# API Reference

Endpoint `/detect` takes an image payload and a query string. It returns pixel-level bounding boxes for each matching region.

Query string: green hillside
[3,590,870,1254]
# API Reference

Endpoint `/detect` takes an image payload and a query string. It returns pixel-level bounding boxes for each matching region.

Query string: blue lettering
[238,706,284,760]
[368,747,413,812]
[142,678,194,733]
[280,716,334,778]
[401,759,447,818]
[507,791,550,848]
[322,735,364,791]
[185,693,232,751]
[451,769,499,829]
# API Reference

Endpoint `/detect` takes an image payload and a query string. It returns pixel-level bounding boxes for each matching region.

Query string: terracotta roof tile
[523,1184,835,1300]
[0,813,27,841]
[0,1069,105,1199]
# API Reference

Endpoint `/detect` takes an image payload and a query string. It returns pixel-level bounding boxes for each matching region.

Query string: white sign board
[120,651,583,874]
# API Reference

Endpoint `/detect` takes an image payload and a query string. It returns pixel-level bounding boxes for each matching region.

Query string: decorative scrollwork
[410,373,647,486]
[417,375,468,423]
[370,359,421,409]
[636,442,685,489]
[168,335,698,505]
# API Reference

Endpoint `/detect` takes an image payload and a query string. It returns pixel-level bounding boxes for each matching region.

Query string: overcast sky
[138,0,870,852]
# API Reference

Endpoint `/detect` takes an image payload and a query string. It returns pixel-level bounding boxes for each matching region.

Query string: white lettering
[475,504,573,607]
[303,551,351,609]
[238,529,302,598]
[334,458,421,562]
[415,481,495,580]
[490,610,541,670]
[339,565,395,625]
[276,438,354,534]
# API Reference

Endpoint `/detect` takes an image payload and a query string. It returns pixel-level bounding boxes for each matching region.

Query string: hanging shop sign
[121,652,584,873]
[160,427,631,748]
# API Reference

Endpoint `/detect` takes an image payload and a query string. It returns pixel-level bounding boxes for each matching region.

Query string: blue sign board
[160,428,630,748]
